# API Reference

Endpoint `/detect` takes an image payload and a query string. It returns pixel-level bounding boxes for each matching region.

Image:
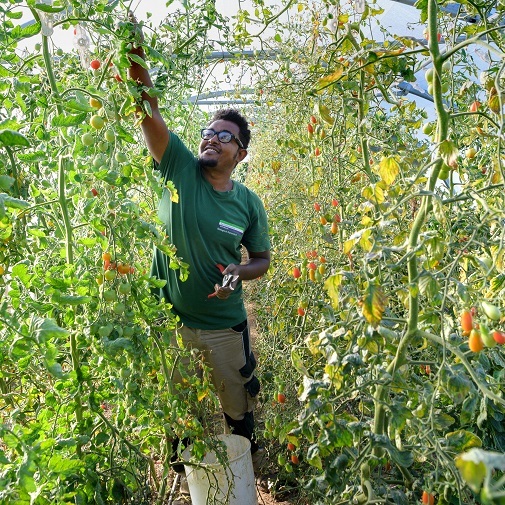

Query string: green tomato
[81,132,94,146]
[104,129,115,142]
[480,323,496,348]
[93,155,105,169]
[126,381,138,392]
[103,289,117,302]
[97,141,108,153]
[104,269,117,281]
[119,282,131,295]
[120,367,132,380]
[123,325,134,337]
[277,454,287,466]
[425,68,434,83]
[481,301,502,321]
[113,302,126,315]
[115,152,128,163]
[90,115,105,130]
[98,324,113,338]
[56,48,64,56]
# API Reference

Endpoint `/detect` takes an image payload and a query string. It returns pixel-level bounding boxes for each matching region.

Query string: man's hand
[210,264,240,300]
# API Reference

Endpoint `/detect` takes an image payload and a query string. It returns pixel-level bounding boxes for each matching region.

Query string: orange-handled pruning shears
[208,263,239,298]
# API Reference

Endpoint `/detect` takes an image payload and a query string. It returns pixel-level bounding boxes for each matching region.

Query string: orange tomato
[291,454,299,465]
[469,329,484,352]
[117,263,131,275]
[460,310,473,334]
[277,393,286,404]
[102,252,112,261]
[422,491,435,505]
[469,100,481,113]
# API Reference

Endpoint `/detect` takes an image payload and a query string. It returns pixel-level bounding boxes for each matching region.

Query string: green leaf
[291,349,310,377]
[31,317,69,344]
[10,22,41,40]
[128,53,149,69]
[0,129,30,147]
[51,112,88,127]
[11,262,32,285]
[460,394,478,426]
[446,430,482,452]
[34,3,67,13]
[51,292,92,306]
[6,11,23,20]
[64,99,96,113]
[362,283,387,327]
[455,448,499,493]
[306,444,323,469]
[371,434,413,467]
[0,175,15,191]
[48,455,85,475]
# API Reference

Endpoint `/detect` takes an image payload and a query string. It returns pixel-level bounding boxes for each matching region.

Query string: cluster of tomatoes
[460,302,505,352]
[306,115,324,157]
[313,198,341,233]
[102,252,134,277]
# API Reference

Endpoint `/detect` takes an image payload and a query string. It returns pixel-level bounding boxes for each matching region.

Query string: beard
[197,155,218,168]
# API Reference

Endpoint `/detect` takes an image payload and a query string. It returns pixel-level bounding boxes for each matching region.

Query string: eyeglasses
[200,128,244,149]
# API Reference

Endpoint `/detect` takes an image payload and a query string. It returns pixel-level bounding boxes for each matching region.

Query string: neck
[202,167,233,192]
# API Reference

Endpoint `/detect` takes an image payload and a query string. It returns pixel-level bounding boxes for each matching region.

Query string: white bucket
[182,434,257,505]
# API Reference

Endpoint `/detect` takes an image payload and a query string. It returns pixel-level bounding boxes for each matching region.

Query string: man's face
[198,119,245,170]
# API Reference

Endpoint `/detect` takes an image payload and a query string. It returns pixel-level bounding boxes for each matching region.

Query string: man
[127,17,271,478]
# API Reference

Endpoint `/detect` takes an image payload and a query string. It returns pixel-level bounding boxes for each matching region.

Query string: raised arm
[127,15,170,164]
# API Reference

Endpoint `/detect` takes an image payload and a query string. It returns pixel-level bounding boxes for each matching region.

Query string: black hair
[210,108,251,149]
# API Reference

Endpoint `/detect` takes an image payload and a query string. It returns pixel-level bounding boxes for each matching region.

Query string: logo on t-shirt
[218,220,244,237]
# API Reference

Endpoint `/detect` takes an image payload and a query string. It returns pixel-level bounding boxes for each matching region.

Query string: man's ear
[237,148,248,163]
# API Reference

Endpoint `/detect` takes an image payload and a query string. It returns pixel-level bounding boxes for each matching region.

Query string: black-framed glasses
[200,128,244,149]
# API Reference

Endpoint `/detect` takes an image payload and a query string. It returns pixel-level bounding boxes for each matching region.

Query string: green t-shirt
[151,132,270,330]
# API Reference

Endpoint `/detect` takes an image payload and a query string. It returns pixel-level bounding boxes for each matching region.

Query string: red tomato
[307,123,314,134]
[297,307,305,317]
[292,267,301,279]
[277,393,286,404]
[314,202,321,212]
[308,262,317,270]
[493,330,505,344]
[331,198,339,207]
[291,454,299,465]
[90,59,101,70]
[91,188,98,196]
[310,115,317,124]
[314,147,321,156]
[287,442,295,451]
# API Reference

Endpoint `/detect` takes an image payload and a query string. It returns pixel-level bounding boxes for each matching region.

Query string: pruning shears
[208,263,239,298]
